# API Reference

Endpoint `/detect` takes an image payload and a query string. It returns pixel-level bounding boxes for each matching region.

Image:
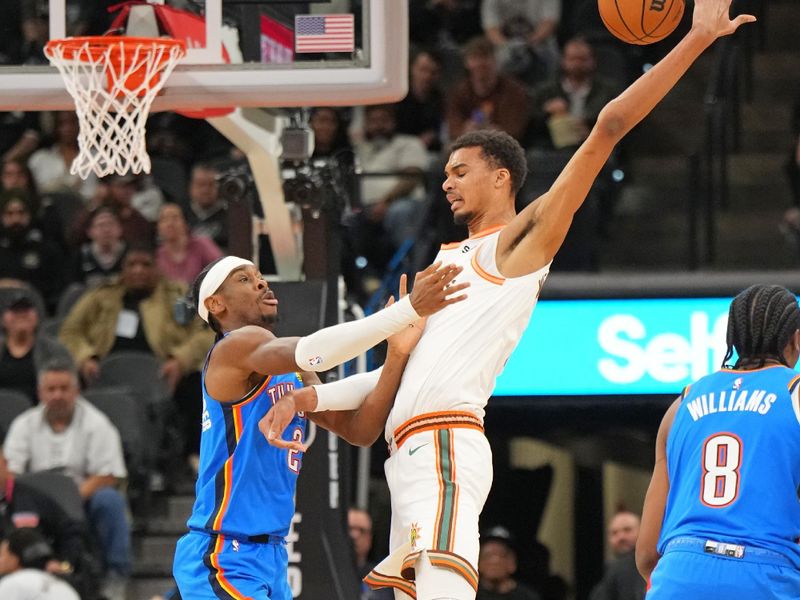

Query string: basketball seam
[650,0,682,38]
[639,0,648,38]
[613,0,647,42]
[599,10,638,43]
[645,0,678,37]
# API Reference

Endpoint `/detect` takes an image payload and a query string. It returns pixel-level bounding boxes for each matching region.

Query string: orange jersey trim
[719,365,785,374]
[788,374,800,391]
[439,225,506,249]
[209,535,249,600]
[211,400,250,531]
[470,224,505,239]
[471,252,505,285]
[211,458,234,531]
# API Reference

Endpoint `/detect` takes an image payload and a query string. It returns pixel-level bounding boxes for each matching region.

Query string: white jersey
[386,226,549,438]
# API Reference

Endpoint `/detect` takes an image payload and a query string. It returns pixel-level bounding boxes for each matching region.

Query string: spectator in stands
[0,452,97,597]
[0,112,40,164]
[348,507,392,600]
[481,0,561,87]
[446,37,530,142]
[0,288,72,403]
[1,158,37,193]
[73,207,127,288]
[156,202,222,285]
[0,189,65,311]
[310,107,353,160]
[350,104,428,288]
[122,173,165,223]
[2,158,66,253]
[19,2,51,65]
[606,511,640,559]
[59,245,213,464]
[409,0,483,50]
[59,244,213,389]
[88,173,155,244]
[3,358,130,600]
[528,37,620,150]
[0,528,80,599]
[589,511,645,600]
[28,111,97,200]
[395,48,445,153]
[477,526,542,600]
[185,163,228,251]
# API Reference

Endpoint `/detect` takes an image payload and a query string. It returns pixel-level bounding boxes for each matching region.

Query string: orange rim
[45,36,186,65]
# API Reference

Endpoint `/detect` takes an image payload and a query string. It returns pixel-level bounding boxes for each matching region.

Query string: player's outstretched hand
[408,262,469,317]
[388,273,427,355]
[692,0,756,40]
[258,391,310,452]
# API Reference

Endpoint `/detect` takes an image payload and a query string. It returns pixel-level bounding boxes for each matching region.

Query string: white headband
[198,256,255,323]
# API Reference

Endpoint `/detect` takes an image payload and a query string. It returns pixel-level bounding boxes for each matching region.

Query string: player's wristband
[294,296,419,372]
[312,368,383,412]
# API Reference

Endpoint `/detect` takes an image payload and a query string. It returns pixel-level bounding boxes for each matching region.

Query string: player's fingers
[730,14,756,31]
[258,413,273,435]
[267,436,294,449]
[266,418,291,439]
[444,282,470,297]
[444,293,469,305]
[441,264,463,282]
[416,261,442,282]
[399,273,408,297]
[385,295,395,308]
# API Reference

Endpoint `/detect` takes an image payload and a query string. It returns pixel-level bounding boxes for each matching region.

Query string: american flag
[294,14,355,54]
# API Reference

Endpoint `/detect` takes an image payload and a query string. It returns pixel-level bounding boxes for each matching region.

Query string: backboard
[0,0,408,112]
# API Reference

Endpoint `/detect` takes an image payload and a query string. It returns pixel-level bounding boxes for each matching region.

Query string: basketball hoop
[45,36,186,179]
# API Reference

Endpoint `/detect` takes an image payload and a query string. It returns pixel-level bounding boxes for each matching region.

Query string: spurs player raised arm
[266,3,756,599]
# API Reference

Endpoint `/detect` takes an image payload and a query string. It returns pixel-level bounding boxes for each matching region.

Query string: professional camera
[281,154,355,219]
[216,162,255,204]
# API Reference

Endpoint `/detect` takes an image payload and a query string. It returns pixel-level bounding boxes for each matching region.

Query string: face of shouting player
[213,265,279,329]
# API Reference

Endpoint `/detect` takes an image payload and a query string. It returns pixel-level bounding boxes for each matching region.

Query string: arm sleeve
[312,368,383,412]
[294,296,419,372]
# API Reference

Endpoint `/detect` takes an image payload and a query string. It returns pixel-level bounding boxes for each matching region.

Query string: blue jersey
[186,351,307,539]
[658,365,800,567]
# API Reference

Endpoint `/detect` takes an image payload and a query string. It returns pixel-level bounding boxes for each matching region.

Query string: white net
[45,37,185,179]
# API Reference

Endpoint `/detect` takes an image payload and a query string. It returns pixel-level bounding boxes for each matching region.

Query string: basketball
[598,0,685,45]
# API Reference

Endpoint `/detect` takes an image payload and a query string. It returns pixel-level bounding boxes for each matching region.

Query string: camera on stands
[281,157,354,219]
[281,126,315,162]
[279,123,355,218]
[216,163,254,203]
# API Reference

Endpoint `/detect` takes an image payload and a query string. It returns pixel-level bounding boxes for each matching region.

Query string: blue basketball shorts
[647,537,800,600]
[173,530,291,600]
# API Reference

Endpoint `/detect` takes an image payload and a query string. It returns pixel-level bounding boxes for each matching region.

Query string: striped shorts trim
[392,410,483,451]
[364,570,417,598]
[202,534,248,600]
[400,550,479,592]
